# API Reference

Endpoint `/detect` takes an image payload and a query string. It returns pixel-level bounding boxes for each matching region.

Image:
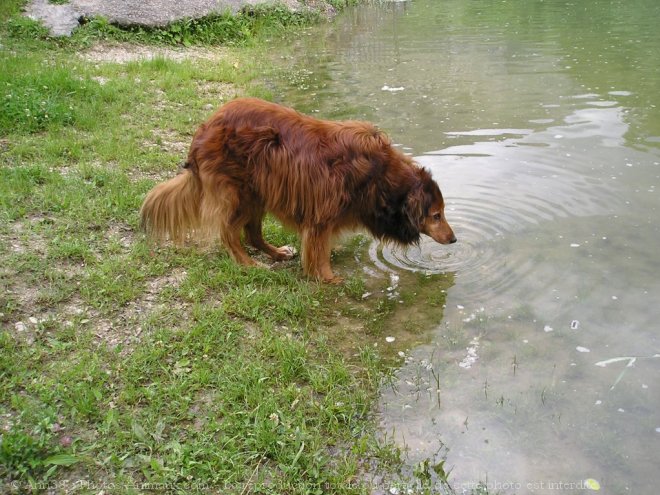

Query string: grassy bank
[0,2,464,494]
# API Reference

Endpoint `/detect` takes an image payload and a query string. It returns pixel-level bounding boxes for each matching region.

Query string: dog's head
[406,169,456,245]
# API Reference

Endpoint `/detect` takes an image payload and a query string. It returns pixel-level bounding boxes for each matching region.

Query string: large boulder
[25,0,326,36]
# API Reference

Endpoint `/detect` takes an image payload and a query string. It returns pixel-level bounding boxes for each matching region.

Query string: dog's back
[190,98,392,229]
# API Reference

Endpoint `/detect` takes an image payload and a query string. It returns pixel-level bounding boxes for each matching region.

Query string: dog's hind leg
[221,223,258,266]
[200,178,257,266]
[301,227,342,284]
[245,210,296,261]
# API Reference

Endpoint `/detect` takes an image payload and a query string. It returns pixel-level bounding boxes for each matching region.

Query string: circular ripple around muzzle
[369,197,546,299]
[376,198,506,273]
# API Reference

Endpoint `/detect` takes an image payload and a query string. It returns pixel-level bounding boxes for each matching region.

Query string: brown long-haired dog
[140,98,456,282]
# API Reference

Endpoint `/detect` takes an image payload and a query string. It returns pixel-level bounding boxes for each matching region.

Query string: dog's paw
[325,275,344,285]
[273,245,297,261]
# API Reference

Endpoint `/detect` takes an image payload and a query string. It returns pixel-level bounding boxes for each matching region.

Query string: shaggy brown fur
[140,98,456,282]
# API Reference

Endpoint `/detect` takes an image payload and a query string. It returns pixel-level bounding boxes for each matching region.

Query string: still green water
[273,0,660,492]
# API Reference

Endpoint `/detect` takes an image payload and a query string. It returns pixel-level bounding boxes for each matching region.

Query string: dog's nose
[450,236,457,244]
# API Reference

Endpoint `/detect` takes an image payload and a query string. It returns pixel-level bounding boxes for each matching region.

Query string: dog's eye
[433,213,442,221]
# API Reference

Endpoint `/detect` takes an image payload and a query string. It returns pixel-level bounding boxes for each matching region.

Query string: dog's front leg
[301,227,342,284]
[245,215,296,261]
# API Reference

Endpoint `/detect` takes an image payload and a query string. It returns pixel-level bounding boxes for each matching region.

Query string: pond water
[271,0,660,492]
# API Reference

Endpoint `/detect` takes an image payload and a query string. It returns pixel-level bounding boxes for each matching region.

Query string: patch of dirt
[148,128,191,155]
[106,221,135,250]
[3,215,190,356]
[7,260,87,345]
[5,215,51,255]
[197,80,237,100]
[126,167,178,184]
[90,75,109,86]
[80,42,234,64]
[188,391,217,431]
[60,296,98,321]
[145,267,188,297]
[2,217,52,335]
[93,268,190,354]
[8,267,191,352]
[197,80,239,111]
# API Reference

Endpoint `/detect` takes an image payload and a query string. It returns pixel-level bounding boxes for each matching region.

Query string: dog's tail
[140,167,202,245]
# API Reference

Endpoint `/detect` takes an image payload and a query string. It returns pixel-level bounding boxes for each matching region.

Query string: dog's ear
[404,184,426,230]
[227,126,280,159]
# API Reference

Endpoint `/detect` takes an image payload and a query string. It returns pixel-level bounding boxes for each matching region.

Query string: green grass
[0,3,489,494]
[0,55,126,134]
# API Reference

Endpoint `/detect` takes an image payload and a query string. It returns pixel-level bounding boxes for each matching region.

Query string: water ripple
[370,105,625,298]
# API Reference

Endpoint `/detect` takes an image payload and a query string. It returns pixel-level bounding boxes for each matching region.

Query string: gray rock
[25,0,316,36]
[26,0,82,37]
